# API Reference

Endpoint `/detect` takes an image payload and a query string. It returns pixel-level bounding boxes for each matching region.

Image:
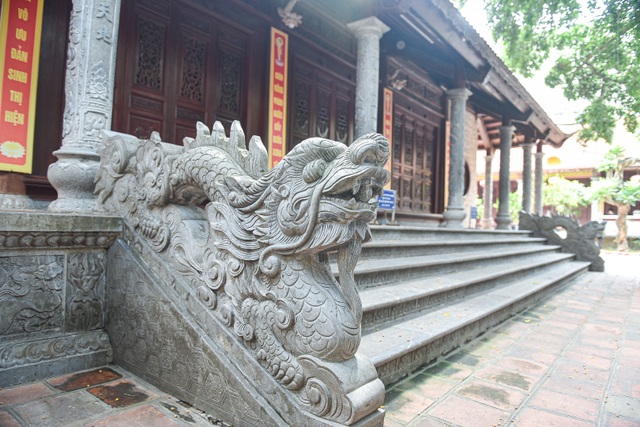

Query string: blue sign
[377,189,396,210]
[470,206,478,219]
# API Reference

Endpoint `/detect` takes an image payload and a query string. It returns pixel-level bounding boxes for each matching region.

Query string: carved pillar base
[495,212,512,230]
[480,218,495,229]
[48,0,122,212]
[442,208,467,229]
[47,147,100,212]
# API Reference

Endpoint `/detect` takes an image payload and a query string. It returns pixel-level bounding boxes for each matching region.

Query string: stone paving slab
[382,251,640,426]
[0,365,227,427]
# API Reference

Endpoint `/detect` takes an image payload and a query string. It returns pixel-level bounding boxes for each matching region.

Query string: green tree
[586,145,640,251]
[460,0,640,143]
[543,176,588,217]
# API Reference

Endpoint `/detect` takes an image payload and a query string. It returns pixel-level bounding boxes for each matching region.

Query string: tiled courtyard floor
[383,251,640,426]
[0,252,638,427]
[0,366,225,427]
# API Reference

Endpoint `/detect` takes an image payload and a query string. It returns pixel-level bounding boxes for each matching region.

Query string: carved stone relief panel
[65,251,107,332]
[0,255,64,337]
[107,241,267,426]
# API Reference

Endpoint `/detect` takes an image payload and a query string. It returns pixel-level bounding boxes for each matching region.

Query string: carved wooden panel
[134,16,166,91]
[289,53,355,149]
[114,0,257,144]
[217,48,243,116]
[180,35,206,102]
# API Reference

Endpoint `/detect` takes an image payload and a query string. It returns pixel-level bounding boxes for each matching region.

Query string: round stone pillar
[481,152,494,229]
[347,17,389,138]
[534,144,545,215]
[495,124,514,230]
[521,141,534,213]
[443,88,473,228]
[47,0,121,212]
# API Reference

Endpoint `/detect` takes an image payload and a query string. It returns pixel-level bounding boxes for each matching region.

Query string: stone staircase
[341,225,591,387]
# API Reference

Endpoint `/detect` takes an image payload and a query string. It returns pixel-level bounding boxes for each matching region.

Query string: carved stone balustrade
[95,123,391,426]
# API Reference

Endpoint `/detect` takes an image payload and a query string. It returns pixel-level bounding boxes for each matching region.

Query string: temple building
[0,0,568,227]
[2,2,590,426]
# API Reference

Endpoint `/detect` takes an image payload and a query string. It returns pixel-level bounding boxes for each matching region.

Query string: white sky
[459,1,586,133]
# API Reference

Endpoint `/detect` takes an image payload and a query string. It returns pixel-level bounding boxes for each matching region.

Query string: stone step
[341,244,561,289]
[358,237,548,259]
[358,260,591,386]
[369,225,532,242]
[359,251,575,328]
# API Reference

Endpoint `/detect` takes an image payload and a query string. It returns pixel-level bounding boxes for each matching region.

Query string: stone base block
[0,331,112,387]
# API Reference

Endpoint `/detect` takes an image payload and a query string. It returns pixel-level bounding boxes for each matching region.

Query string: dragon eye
[302,159,327,183]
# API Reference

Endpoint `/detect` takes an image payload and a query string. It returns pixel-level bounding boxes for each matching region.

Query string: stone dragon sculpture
[519,212,606,272]
[95,121,389,424]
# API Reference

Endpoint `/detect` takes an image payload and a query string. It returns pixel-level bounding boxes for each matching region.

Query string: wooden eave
[376,0,570,148]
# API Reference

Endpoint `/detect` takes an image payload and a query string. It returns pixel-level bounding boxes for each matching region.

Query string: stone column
[534,142,545,215]
[495,123,514,230]
[481,151,494,229]
[590,175,600,221]
[347,17,389,138]
[47,0,122,211]
[442,88,473,228]
[521,140,533,213]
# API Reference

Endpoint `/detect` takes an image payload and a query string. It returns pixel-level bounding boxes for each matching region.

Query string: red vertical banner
[382,88,394,189]
[0,0,44,173]
[268,28,288,169]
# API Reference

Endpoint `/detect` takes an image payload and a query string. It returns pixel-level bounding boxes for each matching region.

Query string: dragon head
[245,133,390,257]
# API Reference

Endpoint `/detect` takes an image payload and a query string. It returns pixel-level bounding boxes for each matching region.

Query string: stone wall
[0,212,122,386]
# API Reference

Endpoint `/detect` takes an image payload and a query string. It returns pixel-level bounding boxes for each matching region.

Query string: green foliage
[543,176,588,216]
[586,145,640,206]
[475,197,484,220]
[597,144,626,176]
[480,0,640,143]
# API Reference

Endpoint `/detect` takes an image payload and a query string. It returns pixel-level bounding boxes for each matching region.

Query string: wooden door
[113,0,256,144]
[392,104,439,213]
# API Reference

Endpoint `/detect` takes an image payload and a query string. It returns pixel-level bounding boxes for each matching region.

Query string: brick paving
[0,252,637,427]
[383,251,640,426]
[0,367,227,427]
